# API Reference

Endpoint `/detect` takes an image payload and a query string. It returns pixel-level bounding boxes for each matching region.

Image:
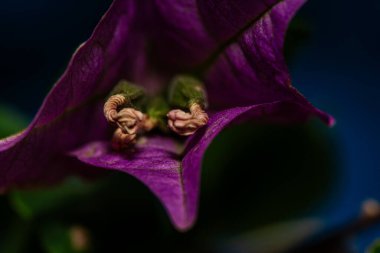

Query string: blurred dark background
[0,0,379,252]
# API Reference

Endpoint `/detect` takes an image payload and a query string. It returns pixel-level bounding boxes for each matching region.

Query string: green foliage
[40,223,88,253]
[223,219,323,253]
[0,219,31,253]
[9,177,101,220]
[146,97,170,132]
[0,105,28,138]
[108,79,146,109]
[284,17,311,64]
[201,121,338,231]
[368,239,380,253]
[168,75,207,109]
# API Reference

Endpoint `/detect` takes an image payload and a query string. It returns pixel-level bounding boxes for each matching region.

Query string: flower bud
[168,75,208,109]
[112,128,137,150]
[167,104,209,136]
[103,94,126,123]
[116,108,144,134]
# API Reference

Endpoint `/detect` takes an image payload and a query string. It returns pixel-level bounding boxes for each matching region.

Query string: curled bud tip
[167,109,193,120]
[104,94,126,123]
[116,108,144,135]
[167,103,209,136]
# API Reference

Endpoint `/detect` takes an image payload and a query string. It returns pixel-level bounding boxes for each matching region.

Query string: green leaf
[201,121,337,231]
[0,105,28,138]
[367,239,380,253]
[223,219,323,253]
[285,17,311,64]
[9,177,101,220]
[0,218,31,253]
[40,223,90,253]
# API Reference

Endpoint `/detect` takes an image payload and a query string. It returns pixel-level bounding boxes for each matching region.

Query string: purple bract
[0,0,334,230]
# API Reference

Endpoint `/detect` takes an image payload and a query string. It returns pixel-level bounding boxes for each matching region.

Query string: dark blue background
[293,1,380,250]
[0,0,379,251]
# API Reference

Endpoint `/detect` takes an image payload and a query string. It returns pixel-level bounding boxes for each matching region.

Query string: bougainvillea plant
[0,0,334,230]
